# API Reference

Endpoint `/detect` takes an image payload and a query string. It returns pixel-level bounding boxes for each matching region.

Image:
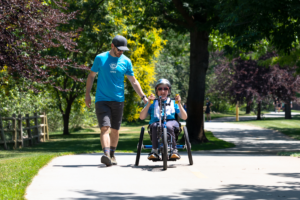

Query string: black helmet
[155,79,171,95]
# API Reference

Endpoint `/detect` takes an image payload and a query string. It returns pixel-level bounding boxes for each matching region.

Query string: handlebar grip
[150,94,154,104]
[175,94,179,104]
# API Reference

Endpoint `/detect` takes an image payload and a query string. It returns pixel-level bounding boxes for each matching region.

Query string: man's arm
[85,71,97,108]
[126,75,148,104]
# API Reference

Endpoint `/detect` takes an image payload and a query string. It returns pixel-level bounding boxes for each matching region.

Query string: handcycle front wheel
[162,127,168,170]
[184,126,193,165]
[135,127,145,166]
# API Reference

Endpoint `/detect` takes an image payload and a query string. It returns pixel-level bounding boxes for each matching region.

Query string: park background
[1,0,300,199]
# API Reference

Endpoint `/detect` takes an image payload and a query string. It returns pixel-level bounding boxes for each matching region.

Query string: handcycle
[135,96,193,170]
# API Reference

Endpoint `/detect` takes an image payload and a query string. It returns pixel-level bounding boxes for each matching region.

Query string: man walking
[85,35,148,166]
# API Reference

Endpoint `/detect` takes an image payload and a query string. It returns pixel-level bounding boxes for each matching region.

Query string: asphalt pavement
[25,112,300,200]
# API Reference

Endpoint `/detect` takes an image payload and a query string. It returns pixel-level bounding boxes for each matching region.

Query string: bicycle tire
[163,127,168,170]
[135,127,144,166]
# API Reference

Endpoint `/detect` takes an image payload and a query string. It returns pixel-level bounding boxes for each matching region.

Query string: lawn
[231,115,300,157]
[0,122,234,200]
[210,111,256,120]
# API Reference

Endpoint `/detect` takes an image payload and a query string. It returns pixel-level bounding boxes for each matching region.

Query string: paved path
[203,112,300,154]
[26,112,300,200]
[210,112,299,122]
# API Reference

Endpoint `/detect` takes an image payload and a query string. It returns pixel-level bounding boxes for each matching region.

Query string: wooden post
[236,102,239,122]
[12,114,17,149]
[34,113,39,143]
[45,114,49,140]
[0,115,8,150]
[26,114,33,146]
[18,114,24,148]
[42,112,45,142]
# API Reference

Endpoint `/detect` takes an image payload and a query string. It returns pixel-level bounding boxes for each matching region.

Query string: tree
[0,0,84,87]
[108,1,166,122]
[119,0,224,143]
[154,30,190,103]
[211,53,276,120]
[218,0,300,54]
[268,65,300,119]
[211,50,300,119]
[44,0,111,135]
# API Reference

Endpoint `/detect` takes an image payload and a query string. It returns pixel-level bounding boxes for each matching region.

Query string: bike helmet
[155,79,171,95]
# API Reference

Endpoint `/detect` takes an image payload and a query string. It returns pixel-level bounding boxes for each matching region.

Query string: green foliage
[154,30,190,103]
[218,0,300,54]
[108,1,166,122]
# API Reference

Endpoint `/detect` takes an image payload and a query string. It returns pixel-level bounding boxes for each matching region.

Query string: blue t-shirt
[91,52,134,102]
[146,100,180,124]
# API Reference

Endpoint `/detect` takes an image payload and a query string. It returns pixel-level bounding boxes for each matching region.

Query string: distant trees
[268,65,300,119]
[211,52,300,119]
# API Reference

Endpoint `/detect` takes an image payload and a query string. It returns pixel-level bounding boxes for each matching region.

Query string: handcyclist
[139,79,187,160]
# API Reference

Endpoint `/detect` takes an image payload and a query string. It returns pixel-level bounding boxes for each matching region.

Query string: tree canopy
[0,0,86,89]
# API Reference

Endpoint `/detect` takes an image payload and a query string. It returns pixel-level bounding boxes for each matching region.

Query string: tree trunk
[285,98,292,119]
[246,102,251,114]
[256,102,262,120]
[186,30,209,144]
[63,98,75,135]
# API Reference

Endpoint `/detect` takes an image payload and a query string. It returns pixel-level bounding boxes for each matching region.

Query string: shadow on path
[62,182,300,200]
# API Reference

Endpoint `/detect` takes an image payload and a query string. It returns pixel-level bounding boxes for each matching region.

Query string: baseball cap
[112,35,129,51]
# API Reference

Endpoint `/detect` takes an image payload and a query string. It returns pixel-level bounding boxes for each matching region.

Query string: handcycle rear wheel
[184,126,193,165]
[135,127,145,166]
[163,127,168,170]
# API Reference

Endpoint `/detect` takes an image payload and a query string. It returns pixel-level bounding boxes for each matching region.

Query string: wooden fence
[0,113,49,150]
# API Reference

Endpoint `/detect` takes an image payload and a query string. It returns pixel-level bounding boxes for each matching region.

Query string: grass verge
[0,124,233,199]
[210,111,256,120]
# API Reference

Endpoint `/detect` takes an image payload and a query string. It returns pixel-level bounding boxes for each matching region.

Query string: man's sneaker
[111,156,117,165]
[101,155,112,166]
[148,152,159,160]
[170,150,181,159]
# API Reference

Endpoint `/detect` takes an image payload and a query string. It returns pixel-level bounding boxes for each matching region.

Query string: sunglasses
[115,46,123,52]
[157,87,169,91]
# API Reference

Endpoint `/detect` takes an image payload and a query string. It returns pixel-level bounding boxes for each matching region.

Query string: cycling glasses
[157,87,169,91]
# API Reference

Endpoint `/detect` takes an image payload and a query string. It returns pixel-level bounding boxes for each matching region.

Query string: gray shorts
[95,101,124,130]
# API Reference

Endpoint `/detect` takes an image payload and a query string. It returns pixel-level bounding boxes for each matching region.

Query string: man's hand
[143,97,148,104]
[85,94,91,108]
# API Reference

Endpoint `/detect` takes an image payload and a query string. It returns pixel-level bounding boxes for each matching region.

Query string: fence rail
[0,113,49,150]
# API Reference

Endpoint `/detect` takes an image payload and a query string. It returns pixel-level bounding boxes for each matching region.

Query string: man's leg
[109,128,119,161]
[100,126,110,156]
[109,102,124,165]
[95,101,113,166]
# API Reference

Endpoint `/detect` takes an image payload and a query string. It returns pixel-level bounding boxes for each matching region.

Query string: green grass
[210,111,256,120]
[0,124,233,199]
[277,152,300,157]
